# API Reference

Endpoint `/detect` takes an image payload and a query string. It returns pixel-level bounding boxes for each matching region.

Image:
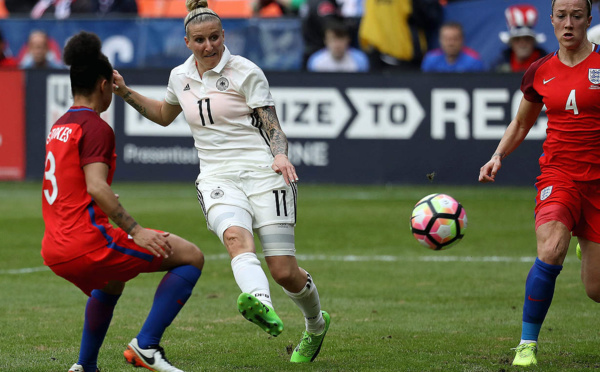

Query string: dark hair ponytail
[63,31,113,96]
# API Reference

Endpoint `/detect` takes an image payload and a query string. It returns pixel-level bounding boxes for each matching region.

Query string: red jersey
[522,45,600,181]
[41,107,117,266]
[0,57,18,68]
[510,48,544,72]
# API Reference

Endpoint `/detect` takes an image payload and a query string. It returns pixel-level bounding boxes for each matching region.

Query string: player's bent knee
[585,290,600,303]
[223,227,254,252]
[584,282,600,302]
[223,228,243,245]
[537,242,569,264]
[191,245,205,269]
[185,241,204,269]
[270,266,296,286]
[207,205,253,245]
[170,235,205,269]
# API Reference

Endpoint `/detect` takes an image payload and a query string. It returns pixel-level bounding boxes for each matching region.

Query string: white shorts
[195,170,297,234]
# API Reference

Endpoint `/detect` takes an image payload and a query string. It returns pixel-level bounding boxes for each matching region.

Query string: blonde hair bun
[186,0,208,12]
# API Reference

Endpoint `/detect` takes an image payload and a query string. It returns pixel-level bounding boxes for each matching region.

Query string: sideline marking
[0,266,51,274]
[1,254,574,275]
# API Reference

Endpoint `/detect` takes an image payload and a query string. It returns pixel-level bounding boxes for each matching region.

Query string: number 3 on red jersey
[44,151,58,205]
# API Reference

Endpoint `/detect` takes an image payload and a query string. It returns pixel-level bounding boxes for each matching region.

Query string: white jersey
[307,48,369,72]
[589,25,600,45]
[165,46,276,179]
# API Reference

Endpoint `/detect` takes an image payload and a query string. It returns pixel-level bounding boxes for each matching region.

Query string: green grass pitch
[0,181,597,371]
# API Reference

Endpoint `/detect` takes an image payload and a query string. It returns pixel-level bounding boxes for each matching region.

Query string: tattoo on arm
[492,152,505,159]
[123,91,148,118]
[124,222,139,234]
[258,106,288,156]
[109,202,139,234]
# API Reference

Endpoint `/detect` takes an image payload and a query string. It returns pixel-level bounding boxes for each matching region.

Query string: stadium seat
[211,0,252,18]
[137,0,188,18]
[136,0,281,18]
[210,0,282,18]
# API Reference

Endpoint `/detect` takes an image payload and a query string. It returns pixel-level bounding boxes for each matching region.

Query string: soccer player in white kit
[113,0,330,363]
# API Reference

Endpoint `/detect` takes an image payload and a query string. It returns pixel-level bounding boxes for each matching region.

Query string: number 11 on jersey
[198,98,214,126]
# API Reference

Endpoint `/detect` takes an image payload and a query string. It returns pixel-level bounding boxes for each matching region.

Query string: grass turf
[0,181,596,371]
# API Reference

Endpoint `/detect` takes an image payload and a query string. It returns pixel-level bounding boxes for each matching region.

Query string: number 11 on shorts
[273,190,288,216]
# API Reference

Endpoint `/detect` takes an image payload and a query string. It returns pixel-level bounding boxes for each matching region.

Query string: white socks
[231,255,324,333]
[283,271,325,334]
[520,340,537,345]
[231,252,273,308]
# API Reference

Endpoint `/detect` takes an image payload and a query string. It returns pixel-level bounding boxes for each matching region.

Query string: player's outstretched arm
[479,98,544,183]
[83,162,173,257]
[112,70,182,127]
[256,105,299,185]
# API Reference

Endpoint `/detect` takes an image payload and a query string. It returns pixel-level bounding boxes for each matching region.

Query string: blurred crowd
[0,0,594,73]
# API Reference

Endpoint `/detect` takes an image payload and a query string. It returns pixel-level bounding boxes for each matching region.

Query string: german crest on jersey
[589,69,600,85]
[216,77,229,91]
[211,188,224,199]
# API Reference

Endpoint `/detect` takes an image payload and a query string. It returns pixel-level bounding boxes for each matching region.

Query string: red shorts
[49,227,164,296]
[535,173,600,242]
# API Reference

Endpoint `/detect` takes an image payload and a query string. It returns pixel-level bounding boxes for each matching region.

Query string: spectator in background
[492,4,547,73]
[89,0,138,15]
[6,0,135,17]
[421,21,484,72]
[7,0,93,18]
[335,0,364,52]
[252,0,304,16]
[307,19,369,72]
[19,30,63,69]
[0,29,18,68]
[300,0,341,70]
[587,0,600,43]
[4,0,39,14]
[358,0,443,71]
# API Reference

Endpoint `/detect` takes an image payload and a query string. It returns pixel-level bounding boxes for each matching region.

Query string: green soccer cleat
[290,311,330,363]
[237,293,284,337]
[512,342,538,366]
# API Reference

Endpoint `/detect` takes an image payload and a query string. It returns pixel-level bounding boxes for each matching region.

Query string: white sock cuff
[283,283,307,298]
[231,252,260,269]
[231,252,272,307]
[520,340,537,345]
[283,271,313,298]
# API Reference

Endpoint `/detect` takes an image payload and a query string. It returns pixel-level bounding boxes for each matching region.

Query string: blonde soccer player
[113,0,329,363]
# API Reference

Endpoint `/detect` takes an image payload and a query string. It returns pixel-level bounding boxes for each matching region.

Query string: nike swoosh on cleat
[527,295,546,302]
[130,345,155,365]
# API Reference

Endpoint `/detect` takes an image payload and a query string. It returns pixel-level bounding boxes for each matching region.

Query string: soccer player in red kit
[479,0,600,367]
[41,31,204,372]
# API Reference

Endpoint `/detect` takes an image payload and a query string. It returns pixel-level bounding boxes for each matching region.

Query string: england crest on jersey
[540,186,553,201]
[589,69,600,84]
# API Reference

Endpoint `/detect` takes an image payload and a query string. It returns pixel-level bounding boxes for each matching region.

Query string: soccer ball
[410,193,467,250]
